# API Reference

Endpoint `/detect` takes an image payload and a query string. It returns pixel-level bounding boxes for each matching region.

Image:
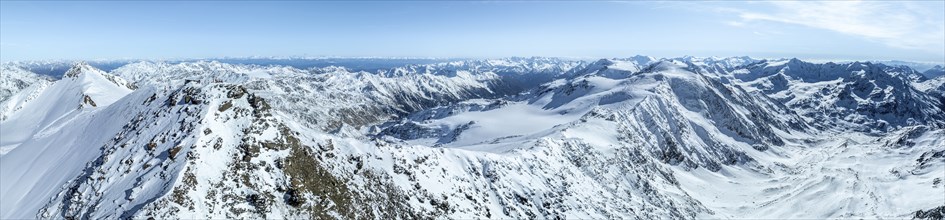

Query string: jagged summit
[63,62,94,78]
[62,62,137,90]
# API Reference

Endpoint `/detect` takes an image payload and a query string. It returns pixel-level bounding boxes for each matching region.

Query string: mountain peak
[786,57,804,65]
[593,58,615,66]
[63,62,100,78]
[61,62,138,91]
[923,65,945,78]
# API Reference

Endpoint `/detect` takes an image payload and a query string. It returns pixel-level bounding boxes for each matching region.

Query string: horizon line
[3,55,944,66]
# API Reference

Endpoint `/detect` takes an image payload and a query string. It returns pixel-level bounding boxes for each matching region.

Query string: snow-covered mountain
[1,57,942,219]
[0,65,53,103]
[730,59,944,131]
[0,63,134,154]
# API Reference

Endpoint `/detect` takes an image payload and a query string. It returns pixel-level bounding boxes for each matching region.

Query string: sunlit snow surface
[677,129,944,218]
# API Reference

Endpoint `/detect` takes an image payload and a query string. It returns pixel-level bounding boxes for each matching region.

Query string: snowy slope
[0,63,133,154]
[1,57,943,219]
[675,126,945,218]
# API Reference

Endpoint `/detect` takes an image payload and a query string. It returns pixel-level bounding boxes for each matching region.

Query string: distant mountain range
[5,57,941,78]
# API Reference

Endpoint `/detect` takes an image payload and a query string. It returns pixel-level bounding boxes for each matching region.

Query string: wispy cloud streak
[727,1,944,52]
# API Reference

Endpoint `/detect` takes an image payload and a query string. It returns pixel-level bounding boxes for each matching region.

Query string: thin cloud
[732,1,944,52]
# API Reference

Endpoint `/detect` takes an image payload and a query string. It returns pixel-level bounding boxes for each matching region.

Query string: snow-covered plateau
[0,57,943,219]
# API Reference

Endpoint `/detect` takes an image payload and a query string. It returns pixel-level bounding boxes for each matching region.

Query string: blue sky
[1,1,943,62]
